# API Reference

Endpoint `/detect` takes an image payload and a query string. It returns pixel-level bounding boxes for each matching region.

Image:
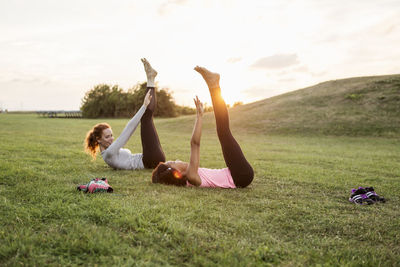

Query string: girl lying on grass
[84,58,165,170]
[151,66,254,188]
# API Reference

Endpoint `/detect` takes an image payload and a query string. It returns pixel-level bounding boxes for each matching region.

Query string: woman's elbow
[186,172,201,186]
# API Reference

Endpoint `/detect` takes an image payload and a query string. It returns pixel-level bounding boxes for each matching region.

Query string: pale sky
[1,0,399,111]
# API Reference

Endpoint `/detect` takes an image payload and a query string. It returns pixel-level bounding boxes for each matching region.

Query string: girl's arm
[185,96,203,186]
[106,91,152,155]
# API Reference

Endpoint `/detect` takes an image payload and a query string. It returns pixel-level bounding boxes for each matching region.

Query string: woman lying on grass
[151,66,254,188]
[84,58,165,170]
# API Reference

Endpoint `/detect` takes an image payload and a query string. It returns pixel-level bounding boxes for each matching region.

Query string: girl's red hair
[84,123,110,160]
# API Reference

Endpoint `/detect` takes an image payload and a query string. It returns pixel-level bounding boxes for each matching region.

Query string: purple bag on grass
[349,186,385,205]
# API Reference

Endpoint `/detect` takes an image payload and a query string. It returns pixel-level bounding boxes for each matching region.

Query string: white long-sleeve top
[101,105,146,170]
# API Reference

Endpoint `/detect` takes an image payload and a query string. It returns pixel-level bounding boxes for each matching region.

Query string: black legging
[210,89,254,188]
[141,87,166,168]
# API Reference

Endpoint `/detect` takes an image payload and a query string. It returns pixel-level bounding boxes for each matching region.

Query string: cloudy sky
[1,0,399,111]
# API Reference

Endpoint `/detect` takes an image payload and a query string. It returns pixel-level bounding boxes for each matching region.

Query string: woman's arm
[105,91,152,155]
[185,96,203,186]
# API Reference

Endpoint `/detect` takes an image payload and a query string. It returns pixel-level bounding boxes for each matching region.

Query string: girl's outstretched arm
[185,96,203,186]
[105,91,152,155]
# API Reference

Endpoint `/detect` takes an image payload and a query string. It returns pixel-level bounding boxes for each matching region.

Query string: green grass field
[1,112,399,266]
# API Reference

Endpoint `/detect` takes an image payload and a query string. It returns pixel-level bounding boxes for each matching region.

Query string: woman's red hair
[84,123,110,160]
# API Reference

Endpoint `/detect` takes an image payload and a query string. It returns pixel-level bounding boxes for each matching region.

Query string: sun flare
[221,88,243,106]
[220,72,248,106]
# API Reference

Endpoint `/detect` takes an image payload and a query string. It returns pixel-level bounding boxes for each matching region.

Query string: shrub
[81,82,191,118]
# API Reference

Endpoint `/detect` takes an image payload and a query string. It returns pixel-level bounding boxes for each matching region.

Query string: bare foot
[141,58,157,86]
[194,66,220,90]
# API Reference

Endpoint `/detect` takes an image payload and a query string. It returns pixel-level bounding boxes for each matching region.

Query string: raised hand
[193,95,204,117]
[143,90,152,107]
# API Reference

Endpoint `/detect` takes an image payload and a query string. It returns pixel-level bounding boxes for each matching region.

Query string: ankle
[147,80,155,87]
[209,85,220,91]
[209,86,221,95]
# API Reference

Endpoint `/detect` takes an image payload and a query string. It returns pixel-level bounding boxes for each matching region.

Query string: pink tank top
[187,167,236,188]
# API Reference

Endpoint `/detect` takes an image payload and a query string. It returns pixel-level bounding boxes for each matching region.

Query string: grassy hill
[230,74,400,136]
[160,74,400,137]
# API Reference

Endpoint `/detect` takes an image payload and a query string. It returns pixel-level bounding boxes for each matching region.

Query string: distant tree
[128,82,148,115]
[81,84,129,118]
[81,84,112,118]
[233,101,243,107]
[81,82,190,118]
[128,83,179,117]
[155,88,178,117]
[176,105,196,115]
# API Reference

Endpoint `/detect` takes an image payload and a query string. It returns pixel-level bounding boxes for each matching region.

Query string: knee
[233,167,254,188]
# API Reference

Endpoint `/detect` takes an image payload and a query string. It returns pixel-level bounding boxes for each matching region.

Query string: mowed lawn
[1,114,399,266]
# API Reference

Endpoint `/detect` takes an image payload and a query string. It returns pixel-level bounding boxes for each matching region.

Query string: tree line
[80,83,196,118]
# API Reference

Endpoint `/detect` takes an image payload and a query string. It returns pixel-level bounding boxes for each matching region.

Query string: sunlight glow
[0,0,399,110]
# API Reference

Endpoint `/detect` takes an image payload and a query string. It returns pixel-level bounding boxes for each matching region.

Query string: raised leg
[194,66,254,187]
[140,58,165,168]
